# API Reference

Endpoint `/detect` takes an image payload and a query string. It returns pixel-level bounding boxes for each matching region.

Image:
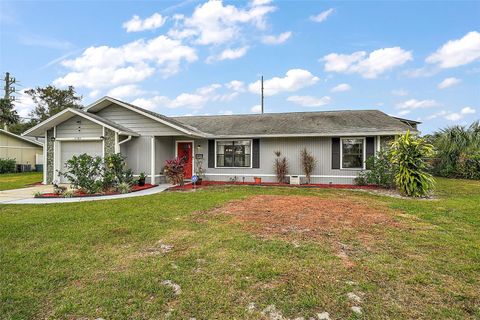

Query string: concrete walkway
[0,184,172,205]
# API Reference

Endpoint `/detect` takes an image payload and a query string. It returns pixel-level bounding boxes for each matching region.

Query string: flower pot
[138,177,146,186]
[254,177,262,184]
[196,178,203,185]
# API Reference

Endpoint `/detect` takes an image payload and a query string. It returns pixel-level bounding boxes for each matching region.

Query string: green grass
[0,178,479,319]
[0,172,43,191]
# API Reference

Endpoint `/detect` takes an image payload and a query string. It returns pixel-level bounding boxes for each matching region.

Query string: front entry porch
[120,136,198,185]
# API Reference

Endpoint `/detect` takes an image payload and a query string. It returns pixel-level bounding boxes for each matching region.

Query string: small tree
[0,98,19,129]
[390,131,435,197]
[300,147,316,184]
[273,151,289,183]
[26,85,83,124]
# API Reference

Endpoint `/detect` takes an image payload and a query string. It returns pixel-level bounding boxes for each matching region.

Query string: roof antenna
[261,75,264,114]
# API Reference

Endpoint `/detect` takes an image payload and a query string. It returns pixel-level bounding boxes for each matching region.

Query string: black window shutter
[365,137,375,169]
[252,139,260,168]
[208,139,215,168]
[331,138,340,169]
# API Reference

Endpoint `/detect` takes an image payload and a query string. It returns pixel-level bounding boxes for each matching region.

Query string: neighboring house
[0,129,43,171]
[22,96,419,185]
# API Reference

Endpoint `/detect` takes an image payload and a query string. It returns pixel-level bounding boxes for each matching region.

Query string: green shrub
[0,158,16,173]
[103,153,134,189]
[117,182,131,194]
[363,150,396,188]
[62,190,75,198]
[354,172,368,186]
[60,153,103,194]
[390,131,435,197]
[457,151,480,180]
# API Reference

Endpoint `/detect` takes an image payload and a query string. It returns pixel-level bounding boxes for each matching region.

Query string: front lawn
[0,172,43,191]
[0,178,479,319]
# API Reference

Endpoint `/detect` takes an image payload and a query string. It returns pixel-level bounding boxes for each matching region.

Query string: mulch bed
[35,184,156,198]
[169,180,379,191]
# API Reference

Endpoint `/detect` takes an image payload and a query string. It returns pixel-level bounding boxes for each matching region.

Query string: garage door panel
[60,141,103,183]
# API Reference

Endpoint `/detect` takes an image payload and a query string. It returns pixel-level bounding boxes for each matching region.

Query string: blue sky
[1,0,479,133]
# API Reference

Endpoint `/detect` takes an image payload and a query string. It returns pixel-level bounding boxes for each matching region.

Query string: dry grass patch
[210,194,402,267]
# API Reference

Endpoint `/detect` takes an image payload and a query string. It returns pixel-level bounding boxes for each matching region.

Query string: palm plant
[390,131,435,197]
[432,121,480,178]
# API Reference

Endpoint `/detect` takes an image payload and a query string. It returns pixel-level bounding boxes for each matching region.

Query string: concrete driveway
[0,185,53,204]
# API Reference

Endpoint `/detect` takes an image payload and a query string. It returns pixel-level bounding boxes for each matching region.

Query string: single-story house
[0,129,43,171]
[22,96,419,185]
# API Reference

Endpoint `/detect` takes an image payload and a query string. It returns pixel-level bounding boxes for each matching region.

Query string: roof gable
[86,96,206,137]
[22,108,138,137]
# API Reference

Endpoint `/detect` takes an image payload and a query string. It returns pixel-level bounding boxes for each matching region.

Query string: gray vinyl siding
[155,136,174,174]
[95,104,184,136]
[119,136,174,184]
[188,136,379,184]
[56,115,103,138]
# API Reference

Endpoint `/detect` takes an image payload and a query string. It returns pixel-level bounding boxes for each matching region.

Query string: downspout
[118,135,132,146]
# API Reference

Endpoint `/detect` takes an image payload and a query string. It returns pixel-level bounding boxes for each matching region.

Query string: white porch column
[43,131,47,184]
[151,136,156,184]
[376,135,381,153]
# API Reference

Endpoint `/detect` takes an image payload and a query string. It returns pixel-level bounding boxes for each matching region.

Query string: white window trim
[175,140,195,176]
[214,139,253,169]
[340,137,366,170]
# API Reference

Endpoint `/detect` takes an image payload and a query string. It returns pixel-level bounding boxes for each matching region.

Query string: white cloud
[310,8,335,23]
[208,46,249,62]
[107,84,145,99]
[287,95,331,107]
[426,31,480,68]
[131,81,242,110]
[168,0,276,45]
[218,110,233,115]
[444,107,476,121]
[391,89,409,96]
[322,47,412,78]
[397,110,411,116]
[123,13,167,32]
[54,35,197,90]
[248,69,319,96]
[429,107,476,121]
[13,89,36,118]
[225,80,245,92]
[438,77,461,89]
[396,99,438,110]
[330,83,351,92]
[261,31,292,45]
[251,104,262,113]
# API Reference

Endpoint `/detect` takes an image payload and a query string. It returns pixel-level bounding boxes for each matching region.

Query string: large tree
[25,85,83,124]
[0,98,20,130]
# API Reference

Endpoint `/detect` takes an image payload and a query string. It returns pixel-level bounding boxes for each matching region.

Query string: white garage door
[60,141,103,183]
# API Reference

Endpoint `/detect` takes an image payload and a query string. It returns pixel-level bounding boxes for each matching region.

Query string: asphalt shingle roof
[172,110,416,137]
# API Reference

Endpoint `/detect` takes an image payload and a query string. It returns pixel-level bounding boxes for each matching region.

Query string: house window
[216,140,251,167]
[341,138,364,169]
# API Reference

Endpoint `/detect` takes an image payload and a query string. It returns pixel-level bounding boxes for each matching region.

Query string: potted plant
[254,176,262,184]
[138,172,146,186]
[194,157,206,185]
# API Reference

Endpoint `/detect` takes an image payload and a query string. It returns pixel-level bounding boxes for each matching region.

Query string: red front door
[177,142,193,179]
